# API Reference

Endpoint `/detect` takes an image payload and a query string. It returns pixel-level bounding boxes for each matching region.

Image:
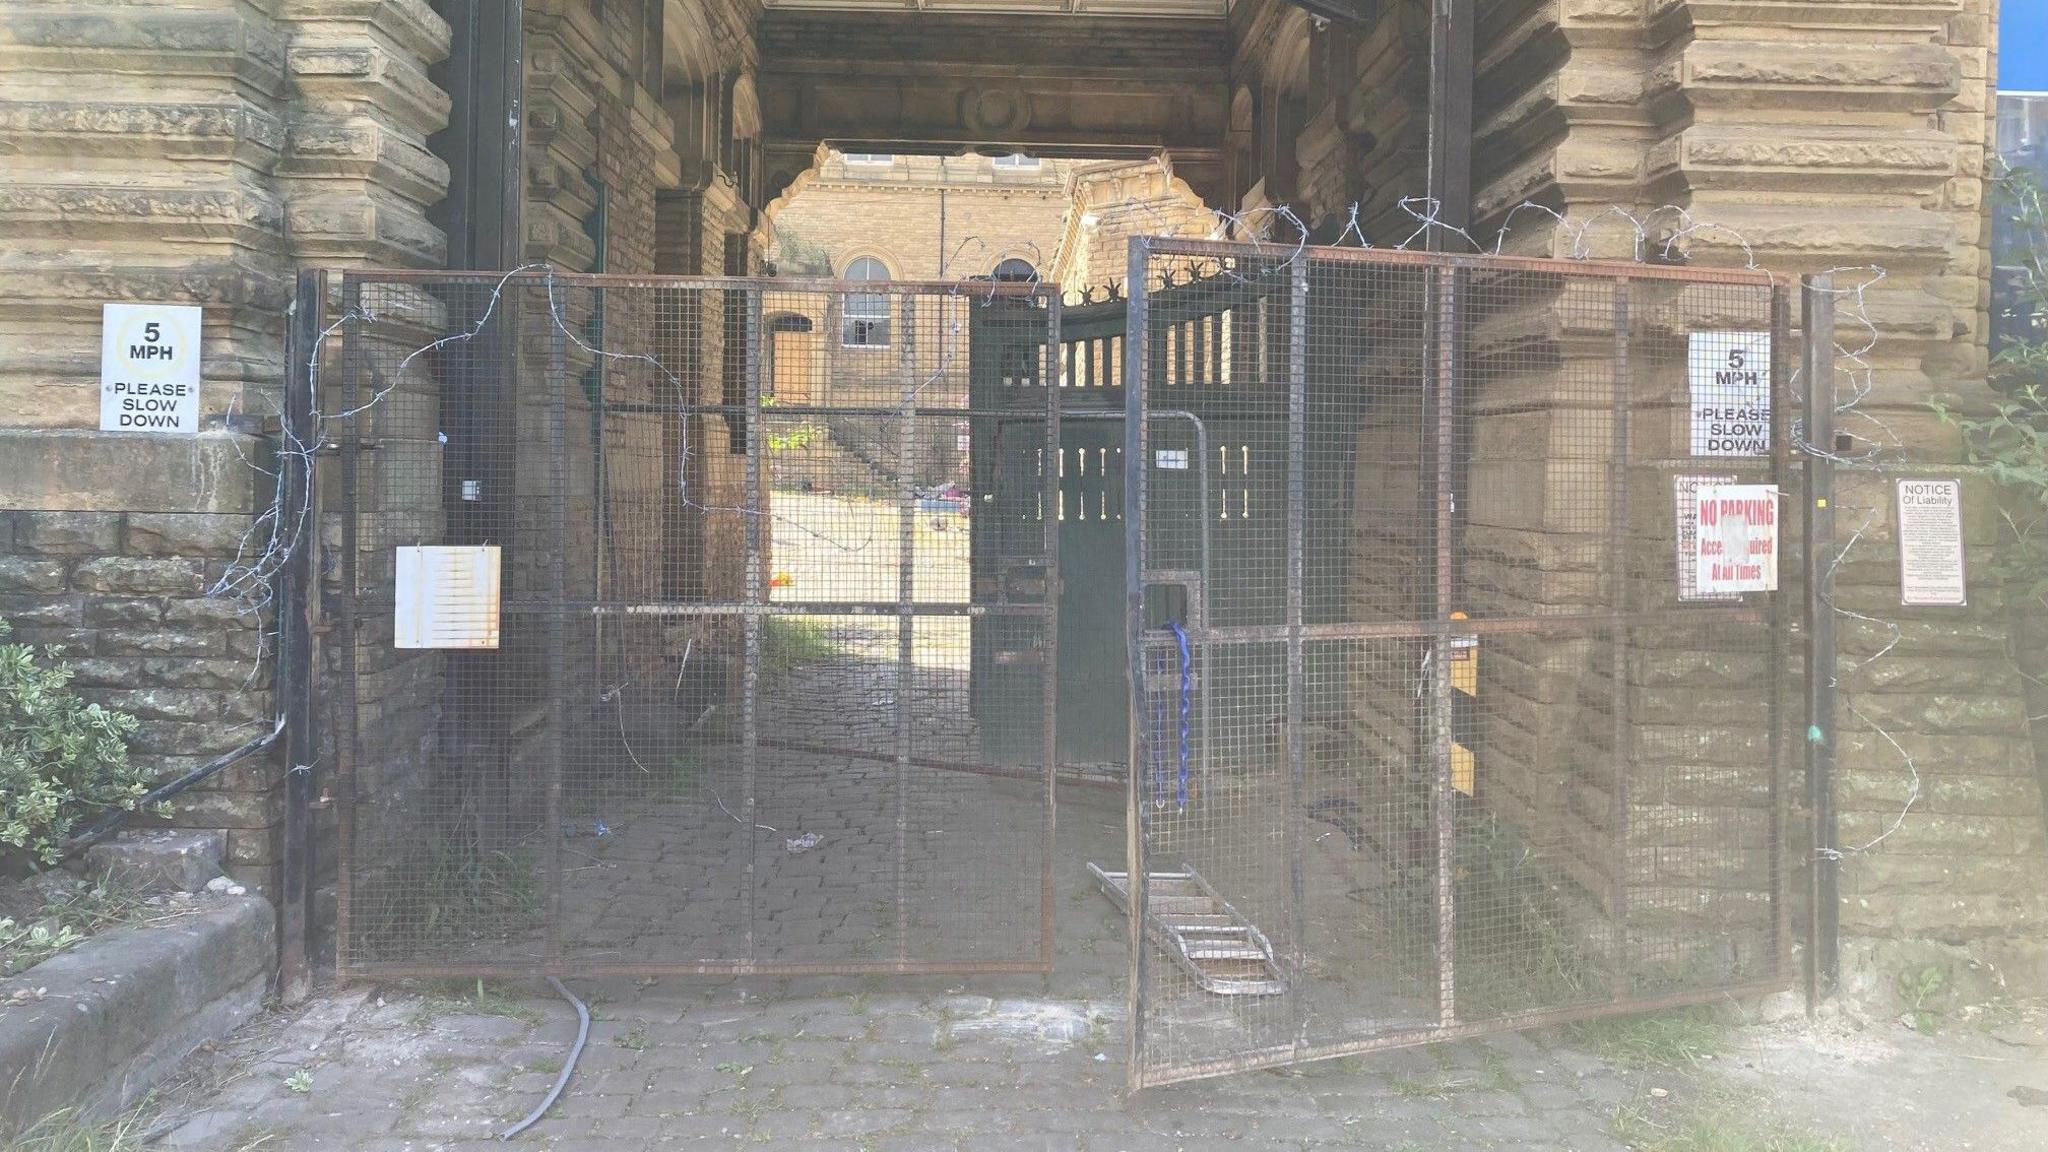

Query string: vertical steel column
[1424,0,1475,245]
[333,277,364,985]
[1284,259,1310,1021]
[1606,278,1633,986]
[894,303,919,968]
[544,290,569,972]
[1123,237,1153,1090]
[1039,294,1063,972]
[1801,274,1839,1007]
[277,268,323,1002]
[742,287,765,964]
[1430,263,1460,1027]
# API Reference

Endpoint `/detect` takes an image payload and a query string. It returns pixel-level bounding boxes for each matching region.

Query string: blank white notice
[394,546,502,649]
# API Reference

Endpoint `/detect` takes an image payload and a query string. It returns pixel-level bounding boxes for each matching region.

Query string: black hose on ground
[497,976,590,1141]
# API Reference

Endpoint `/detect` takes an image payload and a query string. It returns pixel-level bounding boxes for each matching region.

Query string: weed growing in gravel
[1566,1007,1725,1070]
[1613,1103,1847,1152]
[2,1109,147,1152]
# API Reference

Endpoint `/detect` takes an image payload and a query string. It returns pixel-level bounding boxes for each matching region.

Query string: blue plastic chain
[1148,622,1195,811]
[1167,620,1192,811]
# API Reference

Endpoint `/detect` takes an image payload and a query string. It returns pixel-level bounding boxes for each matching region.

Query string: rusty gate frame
[326,267,1064,981]
[1121,236,1795,1088]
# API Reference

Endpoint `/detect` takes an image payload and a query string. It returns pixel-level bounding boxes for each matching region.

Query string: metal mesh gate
[1122,238,1791,1086]
[329,269,1059,978]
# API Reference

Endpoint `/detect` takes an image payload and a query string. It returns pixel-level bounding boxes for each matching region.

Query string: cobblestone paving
[150,980,2048,1152]
[156,978,1660,1152]
[149,785,2048,1151]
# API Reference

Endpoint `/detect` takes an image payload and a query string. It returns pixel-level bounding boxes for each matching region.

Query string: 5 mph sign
[100,303,201,434]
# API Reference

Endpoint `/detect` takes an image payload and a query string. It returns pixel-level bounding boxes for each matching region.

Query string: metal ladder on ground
[1088,863,1287,996]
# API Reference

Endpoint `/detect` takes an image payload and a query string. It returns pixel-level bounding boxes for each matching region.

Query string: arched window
[991,258,1037,283]
[843,256,891,347]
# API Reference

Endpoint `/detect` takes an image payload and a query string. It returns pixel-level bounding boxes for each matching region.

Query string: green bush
[0,618,152,867]
[1936,166,2048,610]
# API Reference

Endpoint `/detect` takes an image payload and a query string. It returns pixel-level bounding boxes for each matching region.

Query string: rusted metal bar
[1430,263,1460,1028]
[543,295,568,974]
[1130,976,1796,1088]
[1606,277,1632,990]
[1123,235,1153,1093]
[1178,609,1768,645]
[1040,295,1063,971]
[743,286,765,965]
[1137,237,1778,286]
[333,275,363,987]
[894,348,918,967]
[1284,257,1310,1037]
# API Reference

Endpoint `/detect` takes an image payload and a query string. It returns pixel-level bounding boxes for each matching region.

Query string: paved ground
[141,974,2048,1152]
[210,485,2046,1150]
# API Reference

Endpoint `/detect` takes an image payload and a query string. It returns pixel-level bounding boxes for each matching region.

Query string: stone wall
[0,0,453,892]
[1333,0,2044,979]
[1211,0,2048,987]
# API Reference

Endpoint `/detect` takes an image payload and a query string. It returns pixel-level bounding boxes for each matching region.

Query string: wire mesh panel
[1123,238,1790,1087]
[331,269,1058,978]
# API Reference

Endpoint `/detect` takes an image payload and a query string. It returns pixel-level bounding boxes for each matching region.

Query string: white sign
[1688,330,1772,456]
[394,546,502,649]
[1155,449,1190,471]
[1674,475,1740,602]
[1694,484,1779,594]
[100,303,202,434]
[1895,478,1967,606]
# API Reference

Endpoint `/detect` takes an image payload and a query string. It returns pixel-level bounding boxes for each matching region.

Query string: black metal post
[1801,274,1839,1007]
[1425,0,1475,247]
[277,268,323,1002]
[434,0,524,272]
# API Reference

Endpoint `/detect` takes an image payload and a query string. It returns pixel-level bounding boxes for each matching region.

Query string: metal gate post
[543,291,569,973]
[1284,259,1310,1021]
[1801,274,1839,1007]
[1430,263,1460,1027]
[1123,236,1153,1089]
[277,268,324,1002]
[894,328,918,968]
[1040,295,1062,972]
[1606,278,1632,987]
[743,286,765,965]
[333,276,364,985]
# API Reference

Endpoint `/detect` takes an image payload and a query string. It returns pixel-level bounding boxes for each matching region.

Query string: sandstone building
[0,0,2039,1012]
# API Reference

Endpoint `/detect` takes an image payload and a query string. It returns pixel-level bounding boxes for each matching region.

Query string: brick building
[0,0,2041,1016]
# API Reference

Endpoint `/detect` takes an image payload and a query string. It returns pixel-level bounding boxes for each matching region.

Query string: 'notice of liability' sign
[1693,484,1779,594]
[1895,478,1968,607]
[100,303,202,434]
[1688,330,1772,456]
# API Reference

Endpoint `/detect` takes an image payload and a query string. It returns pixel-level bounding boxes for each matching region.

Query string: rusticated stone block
[72,557,204,595]
[83,597,164,627]
[94,628,224,658]
[125,512,253,556]
[15,511,120,554]
[0,557,65,594]
[84,829,225,894]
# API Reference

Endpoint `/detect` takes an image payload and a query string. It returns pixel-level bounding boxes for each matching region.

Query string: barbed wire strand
[204,196,1935,869]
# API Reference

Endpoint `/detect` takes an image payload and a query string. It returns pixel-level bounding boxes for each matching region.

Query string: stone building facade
[0,0,2039,999]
